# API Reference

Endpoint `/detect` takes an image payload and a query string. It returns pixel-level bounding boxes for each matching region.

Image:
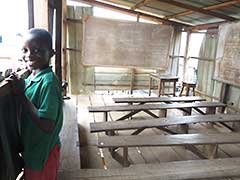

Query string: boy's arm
[20,94,55,133]
[7,73,55,133]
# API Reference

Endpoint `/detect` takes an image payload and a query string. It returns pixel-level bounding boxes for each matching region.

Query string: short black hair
[28,28,53,50]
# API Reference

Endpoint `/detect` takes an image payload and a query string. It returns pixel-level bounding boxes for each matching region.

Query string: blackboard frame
[82,16,174,70]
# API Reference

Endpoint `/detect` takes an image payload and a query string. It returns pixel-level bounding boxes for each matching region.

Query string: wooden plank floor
[60,96,81,170]
[74,90,240,171]
[58,90,240,180]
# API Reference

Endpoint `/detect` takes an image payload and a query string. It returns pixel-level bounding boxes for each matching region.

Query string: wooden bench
[58,157,240,180]
[88,102,226,122]
[113,96,206,104]
[90,114,239,134]
[97,132,240,166]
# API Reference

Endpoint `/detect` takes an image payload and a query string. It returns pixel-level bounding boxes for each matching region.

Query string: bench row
[58,157,240,180]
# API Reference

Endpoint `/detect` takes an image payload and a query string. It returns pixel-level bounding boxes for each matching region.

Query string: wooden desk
[58,158,240,179]
[98,133,240,166]
[113,96,205,104]
[90,114,239,133]
[88,102,226,122]
[149,74,178,97]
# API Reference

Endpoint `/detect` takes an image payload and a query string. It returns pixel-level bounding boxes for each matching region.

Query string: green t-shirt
[21,66,63,170]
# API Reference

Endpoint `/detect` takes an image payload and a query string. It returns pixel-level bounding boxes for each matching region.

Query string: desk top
[88,101,226,112]
[113,96,206,103]
[150,73,179,80]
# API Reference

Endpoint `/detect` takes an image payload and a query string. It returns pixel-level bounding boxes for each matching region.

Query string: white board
[82,16,173,69]
[214,21,240,86]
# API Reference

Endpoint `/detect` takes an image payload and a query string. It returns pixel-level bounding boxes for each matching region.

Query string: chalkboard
[214,21,240,86]
[82,16,173,69]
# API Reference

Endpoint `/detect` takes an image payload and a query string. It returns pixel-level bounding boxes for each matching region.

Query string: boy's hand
[6,73,25,95]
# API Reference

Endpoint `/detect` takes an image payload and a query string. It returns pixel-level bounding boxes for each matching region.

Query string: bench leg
[158,109,167,118]
[123,147,129,167]
[206,107,216,128]
[183,107,192,116]
[177,124,189,134]
[232,122,240,132]
[204,144,218,159]
[149,77,152,96]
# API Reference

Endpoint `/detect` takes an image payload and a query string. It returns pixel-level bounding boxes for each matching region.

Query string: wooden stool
[179,81,196,96]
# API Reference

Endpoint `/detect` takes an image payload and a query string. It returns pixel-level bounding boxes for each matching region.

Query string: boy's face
[21,34,53,71]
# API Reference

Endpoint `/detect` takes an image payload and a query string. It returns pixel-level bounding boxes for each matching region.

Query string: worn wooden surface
[59,96,81,170]
[149,74,179,96]
[97,133,240,148]
[88,102,226,112]
[58,157,240,180]
[113,96,206,103]
[90,114,240,133]
[57,93,240,173]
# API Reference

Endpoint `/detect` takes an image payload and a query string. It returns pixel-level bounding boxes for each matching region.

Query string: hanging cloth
[0,95,24,179]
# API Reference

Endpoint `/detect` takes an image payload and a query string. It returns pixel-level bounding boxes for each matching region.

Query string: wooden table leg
[158,80,162,97]
[173,81,176,96]
[148,76,152,96]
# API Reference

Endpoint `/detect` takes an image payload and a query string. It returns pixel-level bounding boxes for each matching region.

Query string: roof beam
[166,0,240,19]
[131,0,155,10]
[187,21,225,31]
[157,0,236,21]
[77,0,191,27]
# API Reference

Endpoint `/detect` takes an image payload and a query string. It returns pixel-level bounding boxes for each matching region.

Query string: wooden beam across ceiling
[165,0,240,19]
[187,21,224,31]
[131,0,155,10]
[77,0,191,27]
[157,0,237,21]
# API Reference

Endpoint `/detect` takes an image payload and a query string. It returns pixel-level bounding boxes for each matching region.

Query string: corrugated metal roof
[81,0,240,30]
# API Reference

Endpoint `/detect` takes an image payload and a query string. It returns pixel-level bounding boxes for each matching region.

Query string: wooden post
[55,0,63,84]
[130,68,135,94]
[183,31,191,81]
[28,0,34,28]
[62,0,67,82]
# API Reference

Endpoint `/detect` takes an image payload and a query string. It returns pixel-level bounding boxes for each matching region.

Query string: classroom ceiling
[78,0,240,30]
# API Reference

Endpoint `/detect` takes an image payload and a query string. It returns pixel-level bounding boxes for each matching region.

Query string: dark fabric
[0,95,24,179]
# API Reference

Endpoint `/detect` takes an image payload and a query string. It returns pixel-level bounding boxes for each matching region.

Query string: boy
[8,28,63,180]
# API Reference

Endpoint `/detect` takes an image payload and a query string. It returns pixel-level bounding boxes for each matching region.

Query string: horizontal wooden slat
[113,96,206,103]
[90,114,240,132]
[58,157,240,180]
[88,102,226,112]
[97,133,240,148]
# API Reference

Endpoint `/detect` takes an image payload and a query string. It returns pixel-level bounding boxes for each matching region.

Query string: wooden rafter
[187,21,225,31]
[165,0,240,19]
[157,0,236,21]
[131,0,155,10]
[77,0,191,27]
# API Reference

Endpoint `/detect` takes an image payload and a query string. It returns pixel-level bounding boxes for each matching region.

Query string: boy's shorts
[24,145,60,180]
